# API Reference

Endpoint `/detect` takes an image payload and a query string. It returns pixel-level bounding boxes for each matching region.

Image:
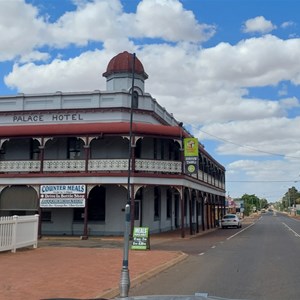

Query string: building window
[166,189,172,219]
[30,139,40,160]
[134,201,140,221]
[41,211,52,222]
[74,186,106,222]
[133,188,143,221]
[154,187,160,220]
[132,91,139,109]
[67,137,81,159]
[88,187,106,221]
[73,208,84,221]
[135,140,142,159]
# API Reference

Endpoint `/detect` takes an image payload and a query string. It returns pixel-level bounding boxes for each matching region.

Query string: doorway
[134,200,141,227]
[174,193,180,228]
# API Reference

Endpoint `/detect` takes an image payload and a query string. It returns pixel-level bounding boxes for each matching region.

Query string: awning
[0,122,187,138]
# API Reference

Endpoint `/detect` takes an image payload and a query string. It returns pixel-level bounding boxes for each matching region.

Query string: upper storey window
[132,91,139,109]
[68,137,81,159]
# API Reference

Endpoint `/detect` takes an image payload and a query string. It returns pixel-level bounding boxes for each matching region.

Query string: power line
[197,127,300,159]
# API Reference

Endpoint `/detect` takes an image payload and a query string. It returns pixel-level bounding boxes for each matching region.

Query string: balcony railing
[89,159,128,171]
[0,160,41,172]
[135,159,182,173]
[0,159,224,189]
[43,160,85,172]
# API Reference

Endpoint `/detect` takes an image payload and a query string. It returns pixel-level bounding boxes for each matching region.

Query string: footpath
[0,215,263,300]
[0,230,195,300]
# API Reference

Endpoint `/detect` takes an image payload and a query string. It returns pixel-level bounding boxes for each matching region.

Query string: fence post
[33,214,39,248]
[11,215,18,253]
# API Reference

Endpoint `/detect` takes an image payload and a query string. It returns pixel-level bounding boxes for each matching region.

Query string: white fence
[0,214,39,253]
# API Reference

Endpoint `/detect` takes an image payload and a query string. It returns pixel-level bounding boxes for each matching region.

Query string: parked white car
[221,214,242,229]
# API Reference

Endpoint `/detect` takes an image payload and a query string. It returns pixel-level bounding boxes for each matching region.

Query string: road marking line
[282,222,300,237]
[198,252,205,256]
[227,222,256,240]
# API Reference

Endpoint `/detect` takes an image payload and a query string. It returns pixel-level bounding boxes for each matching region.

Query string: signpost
[131,227,150,250]
[184,137,199,175]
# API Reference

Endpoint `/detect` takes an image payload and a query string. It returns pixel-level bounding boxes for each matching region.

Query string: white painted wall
[42,208,73,235]
[106,74,145,93]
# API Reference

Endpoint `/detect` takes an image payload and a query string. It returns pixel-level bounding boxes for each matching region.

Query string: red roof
[0,122,186,138]
[103,51,148,79]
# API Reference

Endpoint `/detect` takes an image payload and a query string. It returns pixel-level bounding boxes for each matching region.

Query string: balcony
[0,159,224,189]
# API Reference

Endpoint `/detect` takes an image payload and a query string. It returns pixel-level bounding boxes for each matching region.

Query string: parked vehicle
[221,214,242,229]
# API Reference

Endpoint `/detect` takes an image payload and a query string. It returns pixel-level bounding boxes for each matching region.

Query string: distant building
[0,51,226,237]
[226,196,236,214]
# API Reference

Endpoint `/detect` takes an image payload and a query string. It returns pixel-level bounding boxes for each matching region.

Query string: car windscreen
[223,215,235,219]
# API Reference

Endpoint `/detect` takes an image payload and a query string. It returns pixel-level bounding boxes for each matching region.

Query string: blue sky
[0,0,300,202]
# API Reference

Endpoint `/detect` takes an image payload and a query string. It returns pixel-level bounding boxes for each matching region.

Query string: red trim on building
[0,122,187,138]
[103,51,148,79]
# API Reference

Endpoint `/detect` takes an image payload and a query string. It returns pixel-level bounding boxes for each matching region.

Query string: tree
[240,194,261,216]
[260,198,268,209]
[282,186,300,210]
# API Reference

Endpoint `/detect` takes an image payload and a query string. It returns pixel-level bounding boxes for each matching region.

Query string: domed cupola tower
[103,51,148,93]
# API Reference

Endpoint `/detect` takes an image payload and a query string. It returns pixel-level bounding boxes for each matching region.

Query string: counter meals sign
[131,227,150,250]
[40,184,86,208]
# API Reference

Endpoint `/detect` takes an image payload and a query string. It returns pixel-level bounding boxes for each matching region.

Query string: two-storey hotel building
[0,51,226,237]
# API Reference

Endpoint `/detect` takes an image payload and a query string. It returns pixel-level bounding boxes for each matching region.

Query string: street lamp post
[119,53,136,298]
[119,203,131,297]
[288,190,291,214]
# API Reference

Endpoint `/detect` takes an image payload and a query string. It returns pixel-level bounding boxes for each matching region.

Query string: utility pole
[119,52,136,297]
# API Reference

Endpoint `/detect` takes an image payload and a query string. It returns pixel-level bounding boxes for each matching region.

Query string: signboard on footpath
[131,227,150,250]
[40,184,86,208]
[183,137,199,175]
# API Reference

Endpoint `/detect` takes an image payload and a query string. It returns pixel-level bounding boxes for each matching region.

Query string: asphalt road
[129,212,300,300]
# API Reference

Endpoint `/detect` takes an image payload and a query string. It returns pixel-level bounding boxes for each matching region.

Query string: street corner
[100,250,188,299]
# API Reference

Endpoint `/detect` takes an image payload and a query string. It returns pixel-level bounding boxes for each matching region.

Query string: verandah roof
[0,122,188,138]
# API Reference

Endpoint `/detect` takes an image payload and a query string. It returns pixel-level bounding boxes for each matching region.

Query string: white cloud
[279,96,300,109]
[0,0,215,63]
[18,51,50,64]
[196,116,300,158]
[47,0,125,47]
[135,0,216,42]
[242,16,276,34]
[281,21,295,29]
[5,50,110,93]
[0,0,47,61]
[226,159,299,201]
[278,83,288,96]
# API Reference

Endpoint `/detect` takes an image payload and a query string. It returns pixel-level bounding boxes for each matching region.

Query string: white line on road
[198,221,258,255]
[227,222,256,240]
[282,222,300,237]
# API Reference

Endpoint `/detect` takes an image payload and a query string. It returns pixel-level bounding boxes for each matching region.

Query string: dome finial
[103,51,148,79]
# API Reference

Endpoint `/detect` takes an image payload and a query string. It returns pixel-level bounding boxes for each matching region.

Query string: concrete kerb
[99,251,188,299]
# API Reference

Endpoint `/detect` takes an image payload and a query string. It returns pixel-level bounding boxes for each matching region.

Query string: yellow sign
[184,138,199,157]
